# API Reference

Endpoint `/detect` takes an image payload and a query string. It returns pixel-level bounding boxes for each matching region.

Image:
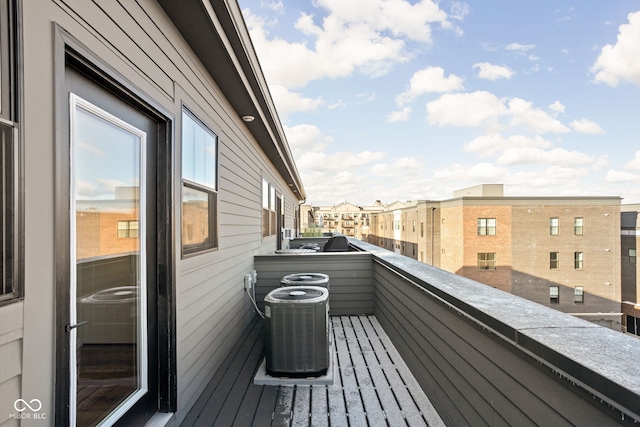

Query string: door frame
[53,26,176,425]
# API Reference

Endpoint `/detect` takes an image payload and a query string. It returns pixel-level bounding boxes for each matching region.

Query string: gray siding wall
[254,253,374,315]
[18,0,299,423]
[0,301,22,426]
[349,240,639,426]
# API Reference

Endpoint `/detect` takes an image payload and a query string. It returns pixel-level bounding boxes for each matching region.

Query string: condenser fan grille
[269,288,324,301]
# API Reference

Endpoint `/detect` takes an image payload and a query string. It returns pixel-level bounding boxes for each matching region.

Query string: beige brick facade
[366,185,623,329]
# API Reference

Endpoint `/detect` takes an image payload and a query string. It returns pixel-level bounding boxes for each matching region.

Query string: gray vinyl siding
[0,301,22,426]
[17,0,300,423]
[254,253,375,315]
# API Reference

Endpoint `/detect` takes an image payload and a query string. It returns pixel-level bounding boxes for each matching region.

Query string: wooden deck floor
[180,315,444,427]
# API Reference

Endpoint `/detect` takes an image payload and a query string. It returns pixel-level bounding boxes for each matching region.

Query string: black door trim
[53,24,176,426]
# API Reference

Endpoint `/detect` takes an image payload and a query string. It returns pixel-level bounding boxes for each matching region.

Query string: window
[550,252,559,269]
[182,108,218,255]
[394,220,400,230]
[630,249,637,264]
[117,220,139,238]
[550,217,559,235]
[477,253,496,270]
[574,252,583,269]
[477,218,496,235]
[549,286,559,304]
[412,220,416,232]
[0,0,19,302]
[262,178,277,237]
[574,286,584,304]
[420,222,424,237]
[574,217,583,235]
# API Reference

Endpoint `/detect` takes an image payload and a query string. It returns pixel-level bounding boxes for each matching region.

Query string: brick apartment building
[367,184,623,330]
[301,201,384,240]
[621,205,640,335]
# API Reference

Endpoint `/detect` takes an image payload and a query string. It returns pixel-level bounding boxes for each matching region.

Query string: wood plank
[212,332,266,426]
[272,386,294,426]
[180,316,261,427]
[334,317,367,427]
[353,316,406,426]
[291,386,310,427]
[310,385,329,427]
[343,316,386,426]
[328,318,348,427]
[251,386,280,427]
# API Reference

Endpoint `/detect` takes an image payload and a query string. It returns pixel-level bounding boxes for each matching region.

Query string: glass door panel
[70,94,147,427]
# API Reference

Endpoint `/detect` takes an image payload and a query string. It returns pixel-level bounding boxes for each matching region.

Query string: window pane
[182,111,217,189]
[182,186,210,249]
[574,252,583,269]
[550,252,559,269]
[574,286,584,303]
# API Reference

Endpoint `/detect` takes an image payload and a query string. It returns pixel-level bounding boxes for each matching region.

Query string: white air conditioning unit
[264,286,329,377]
[282,228,295,239]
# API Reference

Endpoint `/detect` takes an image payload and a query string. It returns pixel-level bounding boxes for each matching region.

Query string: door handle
[65,321,88,333]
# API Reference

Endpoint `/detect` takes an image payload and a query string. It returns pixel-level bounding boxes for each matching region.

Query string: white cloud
[387,106,412,122]
[548,101,565,115]
[625,150,640,170]
[464,133,551,156]
[472,62,514,81]
[506,42,535,51]
[592,11,640,87]
[371,157,425,175]
[296,150,387,171]
[605,169,640,183]
[432,162,508,181]
[497,147,594,166]
[284,124,332,155]
[427,92,570,134]
[507,98,571,134]
[262,1,284,13]
[570,118,604,134]
[395,67,464,105]
[270,85,323,117]
[244,0,457,89]
[328,100,347,109]
[426,91,507,127]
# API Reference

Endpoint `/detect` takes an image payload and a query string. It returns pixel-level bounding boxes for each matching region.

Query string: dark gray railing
[254,239,640,426]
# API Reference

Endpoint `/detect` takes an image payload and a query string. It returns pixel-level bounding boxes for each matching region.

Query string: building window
[574,252,583,269]
[549,286,559,304]
[412,220,416,232]
[0,0,19,302]
[630,249,637,264]
[117,220,139,238]
[262,179,277,237]
[574,286,584,304]
[477,218,496,235]
[550,217,559,235]
[550,252,559,269]
[477,253,496,270]
[420,222,424,237]
[574,217,583,235]
[182,108,218,255]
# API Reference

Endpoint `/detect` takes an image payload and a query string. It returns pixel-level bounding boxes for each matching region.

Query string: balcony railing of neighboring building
[254,238,640,426]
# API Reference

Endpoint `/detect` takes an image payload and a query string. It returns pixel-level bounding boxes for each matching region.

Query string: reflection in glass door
[70,94,147,426]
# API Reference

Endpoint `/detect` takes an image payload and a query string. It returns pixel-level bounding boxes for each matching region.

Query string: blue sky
[238,0,640,206]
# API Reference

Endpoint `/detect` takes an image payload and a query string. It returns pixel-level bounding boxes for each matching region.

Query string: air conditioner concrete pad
[253,340,335,386]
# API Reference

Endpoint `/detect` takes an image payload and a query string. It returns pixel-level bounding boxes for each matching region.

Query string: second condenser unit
[264,285,329,377]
